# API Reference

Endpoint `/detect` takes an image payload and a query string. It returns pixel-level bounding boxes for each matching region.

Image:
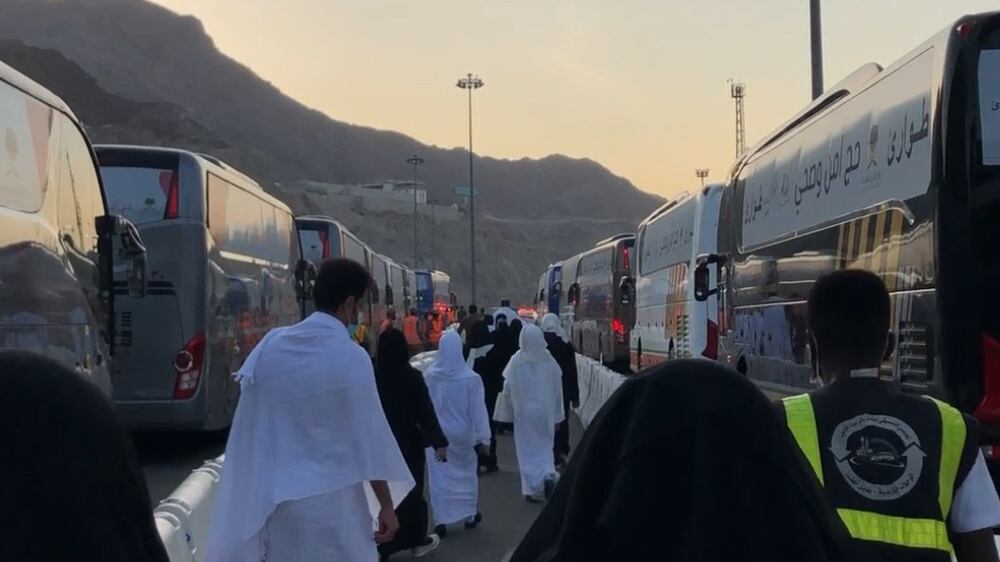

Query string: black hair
[376,327,412,374]
[469,304,479,314]
[0,351,169,562]
[808,270,890,369]
[313,258,371,312]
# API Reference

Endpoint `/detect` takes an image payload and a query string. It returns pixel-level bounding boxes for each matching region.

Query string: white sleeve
[949,451,1000,533]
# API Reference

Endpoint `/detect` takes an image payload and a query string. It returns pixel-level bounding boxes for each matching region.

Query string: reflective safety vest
[782,393,966,557]
[403,316,421,346]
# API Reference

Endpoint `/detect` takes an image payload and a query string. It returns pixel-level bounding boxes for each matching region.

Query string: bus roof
[96,144,292,214]
[594,232,634,246]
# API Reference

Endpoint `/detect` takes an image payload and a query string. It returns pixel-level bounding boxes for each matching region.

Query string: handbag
[493,389,514,423]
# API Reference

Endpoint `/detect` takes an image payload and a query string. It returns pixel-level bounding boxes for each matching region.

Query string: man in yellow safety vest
[779,270,1000,562]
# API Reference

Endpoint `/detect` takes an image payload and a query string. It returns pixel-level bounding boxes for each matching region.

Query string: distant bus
[533,263,562,317]
[559,254,582,339]
[0,60,147,395]
[568,233,635,369]
[631,185,723,372]
[415,269,455,320]
[97,145,303,430]
[387,259,410,322]
[295,215,378,349]
[694,15,1000,465]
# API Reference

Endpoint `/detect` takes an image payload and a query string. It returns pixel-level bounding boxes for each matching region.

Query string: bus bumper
[114,396,219,431]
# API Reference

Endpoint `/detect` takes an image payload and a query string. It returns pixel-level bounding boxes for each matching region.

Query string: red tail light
[173,333,206,400]
[161,170,180,220]
[957,22,973,40]
[613,318,626,343]
[623,246,631,272]
[975,334,1000,425]
[702,319,719,360]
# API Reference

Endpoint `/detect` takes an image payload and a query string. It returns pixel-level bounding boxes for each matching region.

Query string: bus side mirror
[619,276,635,305]
[295,259,317,300]
[97,215,147,298]
[694,253,726,302]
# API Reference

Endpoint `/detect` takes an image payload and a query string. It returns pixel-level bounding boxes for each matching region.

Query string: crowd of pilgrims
[16,258,987,562]
[373,307,580,560]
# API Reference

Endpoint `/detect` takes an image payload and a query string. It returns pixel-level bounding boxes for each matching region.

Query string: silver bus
[97,145,303,430]
[0,60,146,395]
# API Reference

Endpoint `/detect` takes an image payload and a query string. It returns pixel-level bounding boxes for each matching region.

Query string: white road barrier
[573,354,628,429]
[154,458,222,562]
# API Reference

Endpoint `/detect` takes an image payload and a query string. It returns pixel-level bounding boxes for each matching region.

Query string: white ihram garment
[496,324,565,497]
[205,312,414,562]
[425,331,492,526]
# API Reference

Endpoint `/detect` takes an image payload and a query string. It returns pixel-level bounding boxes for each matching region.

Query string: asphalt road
[136,415,585,562]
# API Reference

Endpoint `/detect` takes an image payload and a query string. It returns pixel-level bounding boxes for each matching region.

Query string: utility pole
[810,0,825,99]
[695,169,709,188]
[406,154,425,269]
[456,73,484,305]
[729,79,747,158]
[428,199,437,270]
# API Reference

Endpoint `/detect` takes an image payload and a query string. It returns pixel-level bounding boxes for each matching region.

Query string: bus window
[0,83,48,213]
[100,150,181,225]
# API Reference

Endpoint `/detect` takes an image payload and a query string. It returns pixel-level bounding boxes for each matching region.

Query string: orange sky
[151,0,997,197]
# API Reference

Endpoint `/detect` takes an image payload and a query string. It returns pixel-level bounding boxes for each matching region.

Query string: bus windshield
[101,166,177,225]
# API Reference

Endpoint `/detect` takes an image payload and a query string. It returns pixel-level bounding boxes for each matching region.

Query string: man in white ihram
[206,258,414,562]
[494,324,564,502]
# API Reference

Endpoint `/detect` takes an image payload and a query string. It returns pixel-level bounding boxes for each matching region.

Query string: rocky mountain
[0,0,661,303]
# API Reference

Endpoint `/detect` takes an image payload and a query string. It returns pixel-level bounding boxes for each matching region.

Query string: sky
[150,0,997,198]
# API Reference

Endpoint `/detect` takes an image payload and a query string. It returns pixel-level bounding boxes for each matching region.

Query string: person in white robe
[424,330,492,537]
[205,258,414,562]
[494,323,565,502]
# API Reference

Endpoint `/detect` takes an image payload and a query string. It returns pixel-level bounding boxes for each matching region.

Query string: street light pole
[456,73,484,305]
[810,0,824,99]
[695,168,709,188]
[406,154,425,269]
[429,200,437,270]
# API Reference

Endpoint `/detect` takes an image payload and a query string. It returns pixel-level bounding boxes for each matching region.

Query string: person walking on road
[458,304,483,340]
[206,258,414,562]
[380,308,397,335]
[508,359,857,562]
[779,270,1000,562]
[541,313,579,467]
[0,351,169,562]
[404,308,424,356]
[428,313,443,350]
[494,324,565,503]
[424,330,492,539]
[468,322,503,473]
[374,328,449,560]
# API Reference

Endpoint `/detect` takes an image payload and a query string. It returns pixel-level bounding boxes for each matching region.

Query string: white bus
[632,184,723,372]
[693,14,1000,468]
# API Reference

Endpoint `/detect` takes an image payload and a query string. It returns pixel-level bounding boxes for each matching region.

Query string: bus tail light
[623,246,631,272]
[957,22,973,40]
[613,318,626,343]
[317,229,331,259]
[974,333,1000,426]
[161,170,180,220]
[173,333,206,400]
[702,319,719,360]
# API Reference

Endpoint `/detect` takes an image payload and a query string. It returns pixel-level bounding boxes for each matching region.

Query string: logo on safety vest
[829,414,925,501]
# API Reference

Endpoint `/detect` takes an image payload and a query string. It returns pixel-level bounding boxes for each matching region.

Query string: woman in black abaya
[508,359,862,562]
[375,328,450,559]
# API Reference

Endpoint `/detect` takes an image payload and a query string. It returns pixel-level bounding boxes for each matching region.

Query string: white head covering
[540,313,568,343]
[426,330,477,380]
[515,323,554,364]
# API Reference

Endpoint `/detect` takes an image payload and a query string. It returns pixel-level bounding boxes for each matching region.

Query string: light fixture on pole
[456,73,484,305]
[406,155,425,269]
[695,168,709,188]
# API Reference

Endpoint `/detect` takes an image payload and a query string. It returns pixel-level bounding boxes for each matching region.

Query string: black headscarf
[509,319,524,351]
[375,329,448,452]
[508,359,859,562]
[0,351,169,562]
